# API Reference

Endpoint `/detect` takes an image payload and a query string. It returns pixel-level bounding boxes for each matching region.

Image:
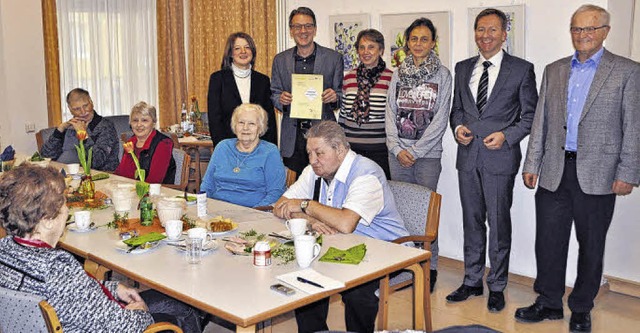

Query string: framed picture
[468,5,526,57]
[329,14,371,70]
[380,12,451,69]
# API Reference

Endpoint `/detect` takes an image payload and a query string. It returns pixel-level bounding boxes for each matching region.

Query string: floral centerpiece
[123,142,153,225]
[75,130,95,200]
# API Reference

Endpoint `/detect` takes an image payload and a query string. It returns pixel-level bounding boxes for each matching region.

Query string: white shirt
[231,63,251,104]
[283,150,384,225]
[469,49,504,102]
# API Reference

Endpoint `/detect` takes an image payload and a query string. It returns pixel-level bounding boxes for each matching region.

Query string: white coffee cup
[149,183,161,196]
[74,211,91,230]
[165,220,183,241]
[66,163,80,175]
[286,218,308,237]
[294,235,321,268]
[187,227,212,242]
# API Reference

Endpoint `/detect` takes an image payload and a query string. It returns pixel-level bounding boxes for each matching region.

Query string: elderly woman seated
[115,101,176,184]
[201,103,285,207]
[0,165,205,332]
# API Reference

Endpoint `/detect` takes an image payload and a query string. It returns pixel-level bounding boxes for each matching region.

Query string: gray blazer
[523,49,640,195]
[450,52,538,175]
[271,44,344,158]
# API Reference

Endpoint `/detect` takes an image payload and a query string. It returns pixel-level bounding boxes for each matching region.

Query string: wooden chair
[377,180,442,332]
[0,286,183,333]
[285,168,297,188]
[36,127,57,153]
[165,148,191,191]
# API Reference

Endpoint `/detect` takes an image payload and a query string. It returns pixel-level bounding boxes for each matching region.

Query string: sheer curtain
[56,0,157,120]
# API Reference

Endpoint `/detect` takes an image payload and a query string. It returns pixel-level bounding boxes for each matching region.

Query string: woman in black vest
[114,102,176,184]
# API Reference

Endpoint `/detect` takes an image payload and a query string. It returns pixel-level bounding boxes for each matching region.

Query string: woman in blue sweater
[201,104,285,207]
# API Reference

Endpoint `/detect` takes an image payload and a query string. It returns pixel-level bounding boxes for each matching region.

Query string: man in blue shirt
[274,121,408,333]
[517,5,640,333]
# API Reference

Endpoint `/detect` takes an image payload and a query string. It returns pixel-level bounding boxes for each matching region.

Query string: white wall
[0,0,48,154]
[286,0,640,285]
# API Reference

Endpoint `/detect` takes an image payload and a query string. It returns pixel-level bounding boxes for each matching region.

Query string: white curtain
[57,0,157,120]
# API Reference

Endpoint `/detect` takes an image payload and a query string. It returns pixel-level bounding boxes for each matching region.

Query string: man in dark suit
[516,5,640,332]
[448,8,538,312]
[271,6,343,176]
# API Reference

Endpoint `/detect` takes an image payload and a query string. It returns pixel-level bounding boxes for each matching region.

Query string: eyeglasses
[570,25,609,35]
[290,23,315,32]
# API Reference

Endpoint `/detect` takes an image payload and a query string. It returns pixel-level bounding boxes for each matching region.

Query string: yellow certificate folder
[290,74,323,119]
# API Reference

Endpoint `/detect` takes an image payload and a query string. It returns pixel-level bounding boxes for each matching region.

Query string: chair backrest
[171,148,190,189]
[105,115,131,138]
[36,127,57,153]
[387,180,442,243]
[0,286,50,333]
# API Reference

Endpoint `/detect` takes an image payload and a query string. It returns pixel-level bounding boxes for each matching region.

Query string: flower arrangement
[122,141,149,198]
[75,130,92,175]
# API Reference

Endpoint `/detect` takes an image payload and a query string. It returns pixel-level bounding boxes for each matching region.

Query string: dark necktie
[476,61,492,114]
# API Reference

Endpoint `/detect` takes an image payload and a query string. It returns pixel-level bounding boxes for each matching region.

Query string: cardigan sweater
[0,236,153,332]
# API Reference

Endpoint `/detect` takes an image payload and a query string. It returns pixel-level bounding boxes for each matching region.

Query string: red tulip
[76,130,88,141]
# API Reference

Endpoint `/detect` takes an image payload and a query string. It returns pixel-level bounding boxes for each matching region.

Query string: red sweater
[114,130,173,184]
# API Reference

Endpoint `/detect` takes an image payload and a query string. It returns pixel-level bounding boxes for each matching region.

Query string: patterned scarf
[351,59,387,125]
[398,50,441,87]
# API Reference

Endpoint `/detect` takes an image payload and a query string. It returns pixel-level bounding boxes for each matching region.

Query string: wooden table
[177,136,213,192]
[58,172,432,332]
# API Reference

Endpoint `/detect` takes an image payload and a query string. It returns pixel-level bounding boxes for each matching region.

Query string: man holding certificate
[271,6,344,176]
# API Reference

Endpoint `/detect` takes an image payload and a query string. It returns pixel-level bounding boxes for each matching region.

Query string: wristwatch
[300,200,310,213]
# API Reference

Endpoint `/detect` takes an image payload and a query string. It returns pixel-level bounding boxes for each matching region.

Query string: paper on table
[276,268,345,294]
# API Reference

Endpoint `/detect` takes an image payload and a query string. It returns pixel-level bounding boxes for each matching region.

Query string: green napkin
[123,232,166,247]
[319,243,366,265]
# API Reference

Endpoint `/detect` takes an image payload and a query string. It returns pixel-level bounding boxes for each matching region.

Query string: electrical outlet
[25,122,36,133]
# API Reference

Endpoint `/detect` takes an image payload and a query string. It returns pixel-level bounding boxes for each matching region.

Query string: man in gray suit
[516,5,640,332]
[448,8,538,312]
[271,7,343,176]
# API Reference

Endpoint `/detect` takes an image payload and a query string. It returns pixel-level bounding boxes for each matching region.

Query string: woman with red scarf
[338,29,393,179]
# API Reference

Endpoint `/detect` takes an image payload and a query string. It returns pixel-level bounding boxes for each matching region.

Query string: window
[57,0,157,120]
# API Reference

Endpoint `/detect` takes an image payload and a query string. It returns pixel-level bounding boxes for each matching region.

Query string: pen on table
[297,276,324,289]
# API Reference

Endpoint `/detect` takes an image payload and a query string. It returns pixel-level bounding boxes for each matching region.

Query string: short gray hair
[230,103,269,137]
[305,121,350,151]
[130,101,157,123]
[571,4,610,26]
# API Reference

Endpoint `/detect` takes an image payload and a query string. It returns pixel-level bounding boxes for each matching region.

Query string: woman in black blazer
[207,32,277,146]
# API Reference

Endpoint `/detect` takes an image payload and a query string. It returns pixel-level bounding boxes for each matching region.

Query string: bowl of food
[28,152,51,167]
[157,197,187,226]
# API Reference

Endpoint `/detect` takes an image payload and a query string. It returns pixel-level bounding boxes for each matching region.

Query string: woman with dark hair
[385,17,452,291]
[338,29,393,179]
[207,32,277,146]
[0,165,205,332]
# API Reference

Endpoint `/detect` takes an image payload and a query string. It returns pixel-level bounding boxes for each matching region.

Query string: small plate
[207,221,239,236]
[115,240,160,254]
[271,230,319,241]
[161,233,185,243]
[67,224,96,233]
[224,242,251,256]
[171,240,218,252]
